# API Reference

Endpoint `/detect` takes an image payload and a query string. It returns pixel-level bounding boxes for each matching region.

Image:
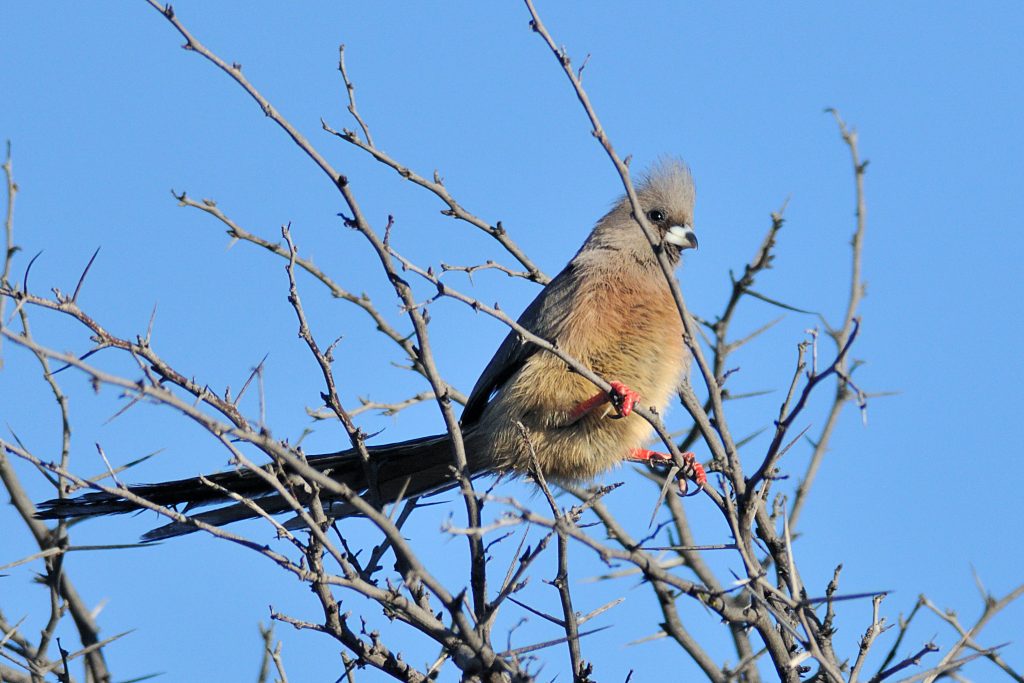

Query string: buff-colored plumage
[468,160,695,480]
[37,160,699,539]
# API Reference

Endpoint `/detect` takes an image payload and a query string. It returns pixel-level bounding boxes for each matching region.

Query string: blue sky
[2,3,1022,681]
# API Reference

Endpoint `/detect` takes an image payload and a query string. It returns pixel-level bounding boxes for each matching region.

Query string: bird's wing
[460,262,579,427]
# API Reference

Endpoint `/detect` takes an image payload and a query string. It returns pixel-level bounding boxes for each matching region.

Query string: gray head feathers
[637,158,695,222]
[578,158,698,266]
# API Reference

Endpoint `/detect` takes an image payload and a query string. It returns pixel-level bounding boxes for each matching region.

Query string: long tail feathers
[36,433,474,540]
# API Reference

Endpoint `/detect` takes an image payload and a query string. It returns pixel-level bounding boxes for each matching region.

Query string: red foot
[608,381,639,418]
[567,381,641,424]
[628,448,707,491]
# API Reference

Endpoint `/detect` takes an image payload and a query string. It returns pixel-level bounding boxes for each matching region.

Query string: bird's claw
[627,448,706,495]
[608,381,640,418]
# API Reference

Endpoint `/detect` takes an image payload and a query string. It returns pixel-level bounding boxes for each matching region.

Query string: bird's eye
[646,209,665,222]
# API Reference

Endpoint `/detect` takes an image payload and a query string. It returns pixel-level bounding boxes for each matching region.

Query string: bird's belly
[478,345,684,482]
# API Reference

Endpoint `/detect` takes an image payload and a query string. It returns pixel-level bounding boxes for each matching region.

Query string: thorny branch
[171,191,468,407]
[789,109,870,528]
[519,3,1019,683]
[0,145,112,683]
[143,0,493,651]
[519,423,591,682]
[0,4,1018,683]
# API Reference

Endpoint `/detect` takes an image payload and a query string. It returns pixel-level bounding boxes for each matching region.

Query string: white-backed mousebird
[37,159,706,540]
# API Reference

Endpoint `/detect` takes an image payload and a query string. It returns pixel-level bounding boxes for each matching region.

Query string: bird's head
[581,158,698,268]
[635,158,698,258]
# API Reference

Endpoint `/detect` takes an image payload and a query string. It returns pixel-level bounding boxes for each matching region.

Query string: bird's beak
[665,224,698,250]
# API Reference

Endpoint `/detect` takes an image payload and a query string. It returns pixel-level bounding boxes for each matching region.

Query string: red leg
[627,448,707,489]
[566,380,640,424]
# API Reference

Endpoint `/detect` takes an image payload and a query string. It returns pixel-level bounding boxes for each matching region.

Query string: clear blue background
[2,3,1021,681]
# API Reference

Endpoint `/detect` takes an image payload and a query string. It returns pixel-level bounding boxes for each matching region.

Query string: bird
[37,159,705,540]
